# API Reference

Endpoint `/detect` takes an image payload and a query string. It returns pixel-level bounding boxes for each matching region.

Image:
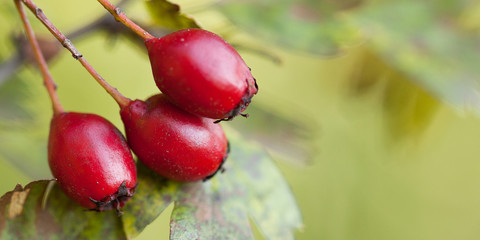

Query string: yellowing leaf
[347,49,440,141]
[145,0,200,31]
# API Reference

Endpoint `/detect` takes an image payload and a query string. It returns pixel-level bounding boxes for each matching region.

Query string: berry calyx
[48,112,137,213]
[120,94,229,182]
[89,181,135,214]
[145,29,258,121]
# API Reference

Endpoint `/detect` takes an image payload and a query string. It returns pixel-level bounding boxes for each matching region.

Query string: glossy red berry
[145,28,258,121]
[48,112,137,213]
[120,94,229,182]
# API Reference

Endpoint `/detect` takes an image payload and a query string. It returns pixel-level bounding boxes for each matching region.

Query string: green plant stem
[14,0,64,115]
[97,0,155,41]
[19,0,131,109]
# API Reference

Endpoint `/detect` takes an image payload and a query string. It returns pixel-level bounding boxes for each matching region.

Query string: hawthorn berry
[120,94,229,182]
[48,112,137,213]
[145,28,258,121]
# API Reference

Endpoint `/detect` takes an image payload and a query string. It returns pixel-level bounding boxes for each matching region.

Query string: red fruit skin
[48,112,137,210]
[120,94,228,182]
[145,28,258,120]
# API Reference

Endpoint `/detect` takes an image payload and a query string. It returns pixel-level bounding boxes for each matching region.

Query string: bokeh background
[2,0,480,239]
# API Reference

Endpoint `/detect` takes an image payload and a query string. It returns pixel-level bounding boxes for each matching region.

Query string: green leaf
[145,0,200,30]
[228,133,302,240]
[218,0,363,55]
[170,180,253,239]
[0,180,126,240]
[169,133,302,239]
[121,162,180,239]
[353,0,480,111]
[0,164,178,239]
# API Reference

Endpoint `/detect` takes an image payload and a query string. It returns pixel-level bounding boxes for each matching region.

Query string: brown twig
[97,0,155,41]
[19,0,131,109]
[14,0,64,115]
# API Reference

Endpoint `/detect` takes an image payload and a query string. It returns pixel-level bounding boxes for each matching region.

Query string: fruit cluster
[14,0,257,214]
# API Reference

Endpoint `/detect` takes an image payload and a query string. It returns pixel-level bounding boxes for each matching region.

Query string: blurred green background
[2,0,480,239]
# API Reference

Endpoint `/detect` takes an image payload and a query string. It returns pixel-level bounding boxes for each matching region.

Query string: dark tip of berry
[89,181,137,216]
[214,90,255,124]
[214,76,257,123]
[203,141,230,181]
[213,118,225,124]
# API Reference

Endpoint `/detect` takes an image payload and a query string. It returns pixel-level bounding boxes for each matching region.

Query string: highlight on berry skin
[48,112,138,213]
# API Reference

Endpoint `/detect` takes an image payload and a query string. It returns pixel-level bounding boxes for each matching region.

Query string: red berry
[48,112,137,213]
[120,94,229,182]
[145,29,258,121]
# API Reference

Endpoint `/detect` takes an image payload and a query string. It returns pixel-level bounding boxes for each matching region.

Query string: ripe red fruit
[48,112,137,213]
[120,94,229,182]
[145,28,258,121]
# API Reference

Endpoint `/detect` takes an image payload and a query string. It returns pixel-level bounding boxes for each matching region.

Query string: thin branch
[14,0,64,115]
[20,0,131,109]
[97,0,155,41]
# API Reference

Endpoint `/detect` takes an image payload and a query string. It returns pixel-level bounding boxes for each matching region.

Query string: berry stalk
[19,0,131,109]
[96,0,154,40]
[14,0,64,115]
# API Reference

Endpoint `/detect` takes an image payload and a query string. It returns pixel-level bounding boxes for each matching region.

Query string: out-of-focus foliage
[0,128,49,179]
[354,1,480,113]
[229,104,318,165]
[347,49,440,142]
[0,63,50,179]
[218,0,363,56]
[146,0,200,30]
[219,0,480,113]
[0,69,32,122]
